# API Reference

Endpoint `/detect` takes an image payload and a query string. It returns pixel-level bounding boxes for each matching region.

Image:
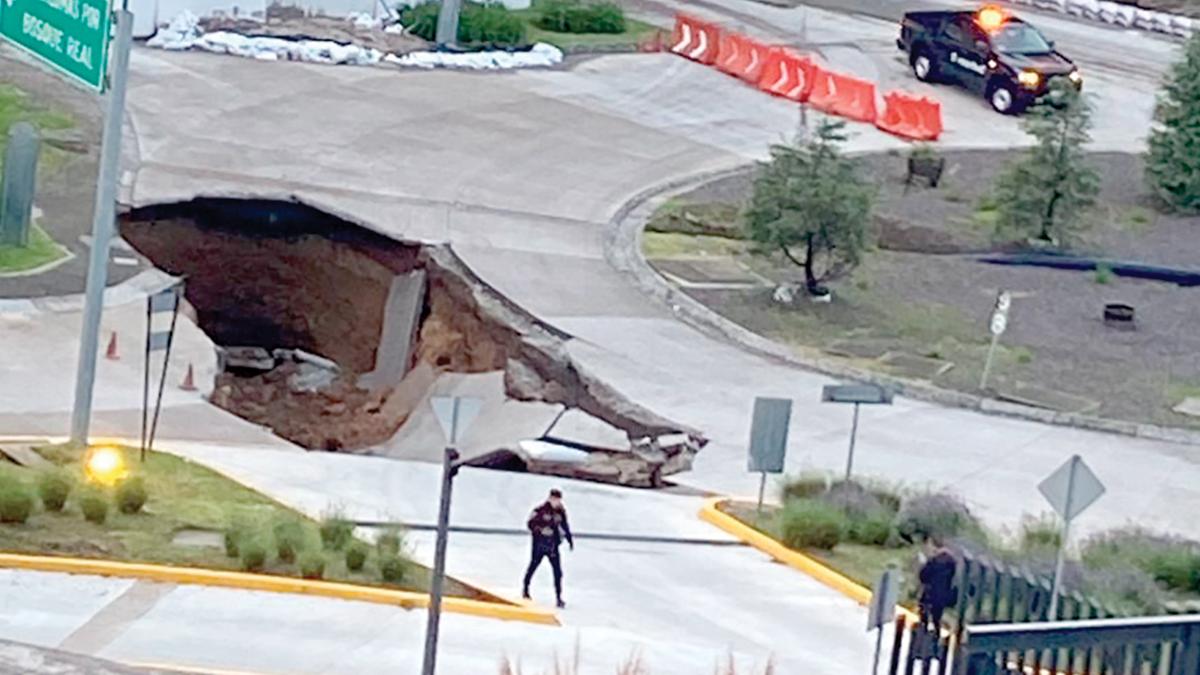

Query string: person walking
[917,535,957,634]
[522,488,573,609]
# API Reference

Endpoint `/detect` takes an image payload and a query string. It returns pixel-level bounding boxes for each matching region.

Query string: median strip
[699,497,917,622]
[0,552,559,625]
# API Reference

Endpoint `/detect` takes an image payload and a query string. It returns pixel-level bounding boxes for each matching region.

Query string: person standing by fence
[918,535,957,633]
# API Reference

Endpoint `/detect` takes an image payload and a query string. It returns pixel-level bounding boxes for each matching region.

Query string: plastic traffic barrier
[715,32,767,82]
[875,91,943,141]
[808,67,878,124]
[756,47,815,102]
[670,14,720,64]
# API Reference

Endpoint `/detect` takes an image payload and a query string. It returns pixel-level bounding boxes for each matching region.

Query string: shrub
[37,470,73,512]
[537,0,625,34]
[273,517,311,564]
[402,1,526,46]
[1094,262,1113,285]
[380,554,409,583]
[1145,548,1200,593]
[320,511,355,551]
[846,511,894,547]
[894,492,979,544]
[779,499,846,550]
[820,481,900,518]
[780,474,829,502]
[1019,513,1062,553]
[346,542,369,572]
[1081,565,1165,616]
[0,476,34,524]
[79,488,109,524]
[377,526,405,557]
[240,537,268,572]
[224,514,256,558]
[115,476,148,514]
[298,551,326,579]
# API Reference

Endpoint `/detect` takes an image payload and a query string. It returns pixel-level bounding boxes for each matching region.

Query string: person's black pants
[920,601,946,632]
[522,541,562,599]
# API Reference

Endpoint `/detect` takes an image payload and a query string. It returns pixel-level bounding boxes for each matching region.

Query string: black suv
[897,7,1082,114]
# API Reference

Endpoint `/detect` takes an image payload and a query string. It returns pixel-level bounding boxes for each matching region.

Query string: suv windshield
[992,24,1052,54]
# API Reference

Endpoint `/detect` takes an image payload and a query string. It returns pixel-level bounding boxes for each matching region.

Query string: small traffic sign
[747,397,791,474]
[989,312,1008,336]
[0,0,113,91]
[995,290,1012,314]
[431,396,482,446]
[1039,455,1105,521]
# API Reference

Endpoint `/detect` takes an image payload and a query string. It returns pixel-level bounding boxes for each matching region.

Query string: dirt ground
[202,14,428,54]
[654,150,1200,428]
[0,48,147,298]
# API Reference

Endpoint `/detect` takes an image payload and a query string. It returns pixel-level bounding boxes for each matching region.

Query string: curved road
[123,2,1196,539]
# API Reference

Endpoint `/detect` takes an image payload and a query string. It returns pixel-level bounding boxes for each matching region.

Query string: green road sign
[0,0,113,91]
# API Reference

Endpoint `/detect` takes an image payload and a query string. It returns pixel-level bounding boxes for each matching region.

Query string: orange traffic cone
[105,332,119,360]
[180,364,197,391]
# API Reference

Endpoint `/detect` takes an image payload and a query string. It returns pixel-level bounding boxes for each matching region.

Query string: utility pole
[435,0,462,47]
[70,9,134,445]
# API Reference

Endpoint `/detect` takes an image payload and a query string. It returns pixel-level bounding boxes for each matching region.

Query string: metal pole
[145,289,180,460]
[755,471,767,523]
[1048,463,1077,622]
[872,625,884,675]
[979,331,1001,392]
[422,445,458,675]
[434,0,462,48]
[141,295,151,461]
[845,402,861,482]
[69,10,134,445]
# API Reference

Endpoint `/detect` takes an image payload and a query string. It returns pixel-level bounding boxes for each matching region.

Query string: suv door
[941,16,990,94]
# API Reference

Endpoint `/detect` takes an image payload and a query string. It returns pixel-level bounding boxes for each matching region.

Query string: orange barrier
[670,14,720,64]
[757,48,815,102]
[876,91,943,141]
[716,33,769,83]
[807,67,877,124]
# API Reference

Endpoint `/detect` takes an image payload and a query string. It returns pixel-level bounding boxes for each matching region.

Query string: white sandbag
[147,10,201,50]
[386,42,563,70]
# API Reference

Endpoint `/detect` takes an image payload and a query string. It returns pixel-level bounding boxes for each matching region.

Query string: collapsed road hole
[120,198,705,487]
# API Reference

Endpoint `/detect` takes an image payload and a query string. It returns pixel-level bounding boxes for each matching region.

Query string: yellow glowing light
[84,446,127,485]
[976,6,1007,32]
[1068,69,1083,83]
[1018,70,1041,88]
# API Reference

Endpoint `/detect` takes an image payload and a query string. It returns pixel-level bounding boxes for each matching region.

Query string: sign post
[868,566,901,675]
[422,395,481,675]
[821,384,894,482]
[1038,455,1105,621]
[747,397,792,521]
[979,290,1011,392]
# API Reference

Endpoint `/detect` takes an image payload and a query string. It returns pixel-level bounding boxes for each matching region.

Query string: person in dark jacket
[918,535,958,632]
[522,488,573,608]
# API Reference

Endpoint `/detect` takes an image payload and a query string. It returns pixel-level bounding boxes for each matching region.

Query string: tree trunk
[803,233,819,294]
[1043,190,1062,242]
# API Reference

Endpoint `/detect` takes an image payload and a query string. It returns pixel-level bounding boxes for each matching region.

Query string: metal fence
[953,553,1116,627]
[885,615,1200,675]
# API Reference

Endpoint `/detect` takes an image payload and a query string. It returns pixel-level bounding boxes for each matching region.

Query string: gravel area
[660,150,1200,427]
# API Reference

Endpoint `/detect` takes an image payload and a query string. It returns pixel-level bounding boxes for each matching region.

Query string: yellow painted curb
[0,553,559,626]
[700,498,918,623]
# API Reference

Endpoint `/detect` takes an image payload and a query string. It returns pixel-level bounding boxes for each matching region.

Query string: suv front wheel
[988,82,1017,114]
[911,49,938,83]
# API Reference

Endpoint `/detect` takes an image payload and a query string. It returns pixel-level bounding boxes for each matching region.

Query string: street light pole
[844,402,860,482]
[435,0,462,47]
[421,445,459,675]
[70,10,134,445]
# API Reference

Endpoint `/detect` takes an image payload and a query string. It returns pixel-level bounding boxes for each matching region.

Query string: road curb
[698,498,918,622]
[0,552,560,626]
[605,169,1200,448]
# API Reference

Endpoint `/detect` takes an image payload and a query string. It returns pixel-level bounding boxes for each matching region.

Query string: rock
[220,346,275,371]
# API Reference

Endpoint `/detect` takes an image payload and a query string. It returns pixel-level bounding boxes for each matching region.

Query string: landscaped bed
[0,443,487,600]
[644,150,1200,428]
[719,475,1200,619]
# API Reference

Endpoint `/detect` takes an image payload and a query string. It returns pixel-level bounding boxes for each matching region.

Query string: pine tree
[1147,31,1200,213]
[992,80,1099,246]
[744,119,873,295]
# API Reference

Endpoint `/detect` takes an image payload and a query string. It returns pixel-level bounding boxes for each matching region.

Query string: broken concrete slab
[878,351,954,380]
[374,370,563,464]
[544,408,629,452]
[359,269,425,392]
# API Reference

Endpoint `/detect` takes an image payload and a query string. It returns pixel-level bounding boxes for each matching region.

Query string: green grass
[513,9,660,50]
[641,231,746,258]
[0,224,67,273]
[0,84,73,156]
[1,444,485,599]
